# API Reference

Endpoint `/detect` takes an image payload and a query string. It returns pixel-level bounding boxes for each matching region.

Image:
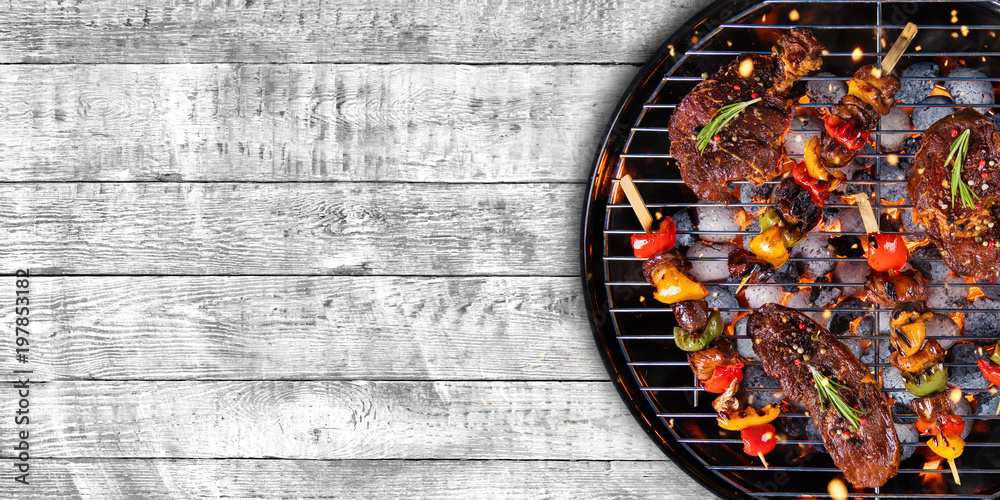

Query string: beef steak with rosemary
[668,29,824,202]
[909,107,1000,279]
[748,303,900,488]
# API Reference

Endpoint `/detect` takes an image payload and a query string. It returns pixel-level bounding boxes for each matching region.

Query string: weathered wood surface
[0,381,664,461]
[0,183,583,276]
[20,460,705,500]
[0,0,729,496]
[0,64,632,183]
[0,0,704,64]
[0,276,602,380]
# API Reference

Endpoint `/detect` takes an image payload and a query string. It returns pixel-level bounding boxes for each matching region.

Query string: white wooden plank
[20,459,704,499]
[0,183,582,276]
[0,0,710,64]
[0,276,603,380]
[0,64,632,182]
[3,381,665,461]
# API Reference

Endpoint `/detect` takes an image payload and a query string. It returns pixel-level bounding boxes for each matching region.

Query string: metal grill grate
[585,1,1000,498]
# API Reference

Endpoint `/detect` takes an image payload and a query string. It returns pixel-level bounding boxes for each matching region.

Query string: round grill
[581,1,1000,498]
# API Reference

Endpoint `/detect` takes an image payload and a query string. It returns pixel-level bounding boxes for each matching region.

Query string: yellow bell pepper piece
[652,267,708,304]
[803,136,829,181]
[749,226,790,268]
[848,79,889,115]
[895,322,927,357]
[717,403,781,431]
[928,433,965,460]
[802,136,848,187]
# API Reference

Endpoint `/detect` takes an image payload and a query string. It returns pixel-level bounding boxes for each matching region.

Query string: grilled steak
[909,107,1000,279]
[748,303,900,488]
[668,29,824,202]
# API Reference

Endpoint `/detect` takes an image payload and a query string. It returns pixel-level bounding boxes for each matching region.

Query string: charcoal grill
[581,1,1000,498]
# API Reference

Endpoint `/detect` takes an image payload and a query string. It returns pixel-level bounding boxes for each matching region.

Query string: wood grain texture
[20,459,704,499]
[0,64,631,182]
[0,276,601,380]
[0,183,582,276]
[0,0,704,64]
[0,381,664,461]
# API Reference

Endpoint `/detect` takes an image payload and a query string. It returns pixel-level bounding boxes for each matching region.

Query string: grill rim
[581,1,765,498]
[581,1,1000,498]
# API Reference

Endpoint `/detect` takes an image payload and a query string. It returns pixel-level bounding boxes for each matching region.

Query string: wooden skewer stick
[757,452,770,469]
[854,192,880,235]
[948,458,961,485]
[620,174,654,234]
[880,22,918,75]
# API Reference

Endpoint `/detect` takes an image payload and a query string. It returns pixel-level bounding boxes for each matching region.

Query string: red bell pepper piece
[741,423,777,456]
[702,362,744,393]
[792,161,830,206]
[824,115,870,151]
[979,358,1000,387]
[867,233,908,273]
[631,217,677,259]
[917,414,966,437]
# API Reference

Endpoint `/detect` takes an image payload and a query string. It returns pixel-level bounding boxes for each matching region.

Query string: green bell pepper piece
[902,363,948,397]
[674,311,724,352]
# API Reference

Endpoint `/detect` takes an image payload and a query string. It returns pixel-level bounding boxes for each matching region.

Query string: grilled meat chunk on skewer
[864,269,928,307]
[669,29,824,202]
[688,338,738,382]
[673,300,710,332]
[728,248,776,282]
[771,177,823,234]
[748,304,900,488]
[909,107,1000,279]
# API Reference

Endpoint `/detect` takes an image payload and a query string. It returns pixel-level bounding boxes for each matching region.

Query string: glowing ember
[920,459,948,494]
[851,47,864,62]
[929,85,951,98]
[886,153,899,166]
[738,58,754,78]
[827,478,848,500]
[950,312,965,332]
[788,9,800,21]
[848,316,865,334]
[961,25,970,37]
[969,286,985,302]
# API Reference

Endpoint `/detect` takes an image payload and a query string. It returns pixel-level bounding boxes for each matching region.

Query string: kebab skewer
[795,24,917,207]
[620,175,779,467]
[854,194,965,484]
[735,26,917,285]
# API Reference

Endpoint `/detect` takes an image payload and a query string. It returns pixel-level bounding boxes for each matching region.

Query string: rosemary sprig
[809,366,866,431]
[695,98,761,153]
[945,128,980,210]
